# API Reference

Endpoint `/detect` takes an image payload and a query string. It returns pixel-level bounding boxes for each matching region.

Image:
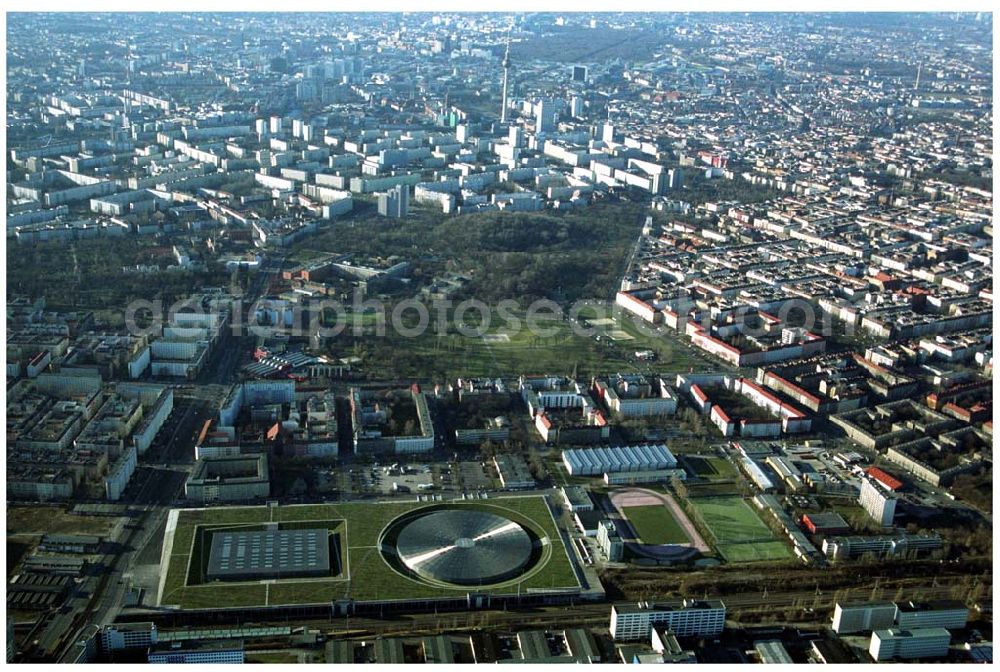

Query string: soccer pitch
[622,504,691,545]
[158,495,580,610]
[716,541,793,563]
[687,495,793,563]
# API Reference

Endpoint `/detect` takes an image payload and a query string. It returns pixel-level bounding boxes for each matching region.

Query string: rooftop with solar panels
[206,526,331,581]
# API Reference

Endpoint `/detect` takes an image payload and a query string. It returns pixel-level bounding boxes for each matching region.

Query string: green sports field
[716,540,793,563]
[158,495,580,610]
[622,504,691,545]
[688,496,793,563]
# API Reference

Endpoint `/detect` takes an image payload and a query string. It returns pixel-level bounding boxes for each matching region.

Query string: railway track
[209,581,979,642]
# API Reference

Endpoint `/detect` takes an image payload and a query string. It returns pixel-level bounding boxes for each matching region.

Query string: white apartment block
[859,477,897,527]
[869,628,951,662]
[101,623,157,651]
[894,601,969,630]
[610,600,726,641]
[832,602,897,634]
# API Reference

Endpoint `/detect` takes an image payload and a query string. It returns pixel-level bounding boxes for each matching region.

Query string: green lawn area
[336,299,719,382]
[688,496,775,544]
[245,651,301,664]
[622,504,691,545]
[683,482,741,498]
[160,495,579,609]
[716,541,793,563]
[6,505,118,536]
[575,305,712,373]
[706,457,737,479]
[358,308,646,380]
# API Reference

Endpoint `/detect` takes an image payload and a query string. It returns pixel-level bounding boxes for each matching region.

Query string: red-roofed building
[866,466,903,491]
[802,512,850,535]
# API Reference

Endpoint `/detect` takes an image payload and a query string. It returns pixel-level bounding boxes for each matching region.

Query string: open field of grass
[6,505,118,536]
[160,495,579,609]
[333,298,717,382]
[622,504,691,545]
[707,457,737,479]
[575,304,711,373]
[354,308,644,380]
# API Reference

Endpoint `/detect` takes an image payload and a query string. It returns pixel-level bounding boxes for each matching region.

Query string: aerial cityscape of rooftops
[3,10,994,666]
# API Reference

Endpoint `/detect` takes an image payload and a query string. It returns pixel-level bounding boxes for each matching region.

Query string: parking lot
[324,459,507,499]
[373,463,436,494]
[454,461,497,491]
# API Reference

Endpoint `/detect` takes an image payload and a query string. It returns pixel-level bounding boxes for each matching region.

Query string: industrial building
[754,640,794,664]
[562,444,677,477]
[38,534,102,554]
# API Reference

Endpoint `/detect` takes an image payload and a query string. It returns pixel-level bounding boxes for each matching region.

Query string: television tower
[500,31,511,123]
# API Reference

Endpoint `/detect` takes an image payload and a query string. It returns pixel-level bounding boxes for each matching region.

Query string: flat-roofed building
[802,512,850,535]
[755,640,794,664]
[421,635,455,664]
[597,520,624,561]
[38,534,102,554]
[493,454,535,490]
[869,628,951,662]
[101,623,157,652]
[147,639,245,664]
[832,602,897,634]
[894,600,969,630]
[561,485,594,512]
[22,555,87,575]
[610,599,726,641]
[650,627,697,663]
[823,534,943,561]
[563,444,676,476]
[207,527,331,581]
[185,454,270,503]
[859,477,897,527]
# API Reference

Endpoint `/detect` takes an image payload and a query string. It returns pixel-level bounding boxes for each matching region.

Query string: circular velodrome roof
[395,509,534,585]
